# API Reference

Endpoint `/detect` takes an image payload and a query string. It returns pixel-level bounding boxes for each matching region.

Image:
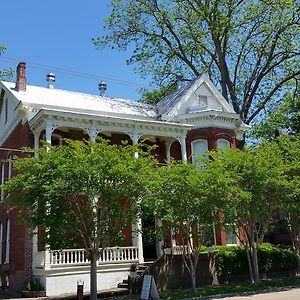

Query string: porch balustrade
[39,246,138,269]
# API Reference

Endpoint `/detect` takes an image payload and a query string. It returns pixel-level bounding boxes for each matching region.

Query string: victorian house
[0,62,247,295]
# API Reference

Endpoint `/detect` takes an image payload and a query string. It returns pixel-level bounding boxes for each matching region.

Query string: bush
[199,243,299,281]
[22,279,44,291]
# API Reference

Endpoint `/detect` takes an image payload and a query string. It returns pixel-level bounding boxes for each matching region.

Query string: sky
[0,0,151,100]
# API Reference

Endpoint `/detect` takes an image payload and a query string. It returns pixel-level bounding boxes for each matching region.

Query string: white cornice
[28,109,193,139]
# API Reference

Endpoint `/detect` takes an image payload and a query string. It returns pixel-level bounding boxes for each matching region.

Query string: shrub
[22,279,44,291]
[199,243,299,281]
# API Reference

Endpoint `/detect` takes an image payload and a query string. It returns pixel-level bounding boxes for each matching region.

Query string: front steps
[117,262,154,290]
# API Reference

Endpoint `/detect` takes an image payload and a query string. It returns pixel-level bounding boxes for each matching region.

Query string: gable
[158,75,236,119]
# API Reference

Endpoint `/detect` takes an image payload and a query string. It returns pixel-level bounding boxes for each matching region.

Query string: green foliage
[3,139,156,251]
[97,0,300,124]
[22,279,44,291]
[201,244,299,281]
[140,83,177,105]
[251,94,300,140]
[0,45,14,80]
[162,277,300,300]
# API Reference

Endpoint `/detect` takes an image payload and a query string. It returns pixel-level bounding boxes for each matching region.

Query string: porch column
[45,123,57,146]
[130,132,144,263]
[86,127,100,142]
[165,140,173,163]
[156,219,163,257]
[177,136,187,162]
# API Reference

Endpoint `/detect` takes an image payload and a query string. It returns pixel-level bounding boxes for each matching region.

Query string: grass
[160,277,300,300]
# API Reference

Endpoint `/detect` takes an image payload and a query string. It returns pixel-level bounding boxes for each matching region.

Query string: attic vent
[198,95,208,107]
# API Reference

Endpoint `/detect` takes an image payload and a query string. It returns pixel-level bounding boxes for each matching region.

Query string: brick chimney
[15,62,27,91]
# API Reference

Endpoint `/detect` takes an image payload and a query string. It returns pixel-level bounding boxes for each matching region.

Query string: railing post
[44,249,51,270]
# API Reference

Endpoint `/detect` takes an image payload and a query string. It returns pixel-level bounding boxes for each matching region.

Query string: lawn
[160,277,300,300]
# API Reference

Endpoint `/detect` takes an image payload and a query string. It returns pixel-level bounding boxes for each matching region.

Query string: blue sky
[0,0,151,100]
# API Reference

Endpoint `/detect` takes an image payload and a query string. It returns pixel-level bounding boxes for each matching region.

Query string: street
[208,287,300,300]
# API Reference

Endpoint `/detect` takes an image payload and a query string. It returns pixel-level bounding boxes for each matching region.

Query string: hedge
[199,243,299,280]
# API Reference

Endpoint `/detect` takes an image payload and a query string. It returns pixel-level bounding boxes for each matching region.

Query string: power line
[0,56,152,89]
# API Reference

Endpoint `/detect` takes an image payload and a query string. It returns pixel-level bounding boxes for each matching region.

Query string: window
[0,222,2,264]
[191,139,208,165]
[217,138,230,149]
[198,95,208,107]
[225,226,238,245]
[0,162,4,202]
[4,218,10,264]
[7,154,12,179]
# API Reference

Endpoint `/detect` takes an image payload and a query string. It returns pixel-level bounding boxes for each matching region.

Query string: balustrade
[45,246,138,267]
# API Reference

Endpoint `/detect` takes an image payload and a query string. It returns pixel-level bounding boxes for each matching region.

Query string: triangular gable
[157,74,235,118]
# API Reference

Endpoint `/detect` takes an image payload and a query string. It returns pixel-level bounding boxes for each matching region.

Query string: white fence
[38,246,139,269]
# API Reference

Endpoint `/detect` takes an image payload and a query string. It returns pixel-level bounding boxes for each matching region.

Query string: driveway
[207,287,300,300]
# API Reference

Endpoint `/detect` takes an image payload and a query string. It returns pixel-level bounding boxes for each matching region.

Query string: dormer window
[198,95,208,107]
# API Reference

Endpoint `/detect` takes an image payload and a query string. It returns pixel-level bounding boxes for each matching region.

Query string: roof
[1,81,158,119]
[156,74,236,116]
[156,79,196,115]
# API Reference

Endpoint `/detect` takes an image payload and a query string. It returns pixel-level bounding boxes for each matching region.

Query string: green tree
[144,160,230,290]
[0,45,14,80]
[208,144,289,282]
[95,0,300,124]
[3,139,156,300]
[272,136,300,254]
[251,94,300,140]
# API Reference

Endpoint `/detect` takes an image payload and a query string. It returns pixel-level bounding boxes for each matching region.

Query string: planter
[130,271,137,279]
[21,290,46,298]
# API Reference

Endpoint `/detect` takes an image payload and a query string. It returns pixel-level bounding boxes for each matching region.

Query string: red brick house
[0,62,247,295]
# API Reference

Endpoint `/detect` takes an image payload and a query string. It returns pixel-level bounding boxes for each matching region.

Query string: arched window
[0,162,4,202]
[0,222,2,264]
[217,138,230,149]
[8,154,12,179]
[4,218,10,264]
[191,139,208,165]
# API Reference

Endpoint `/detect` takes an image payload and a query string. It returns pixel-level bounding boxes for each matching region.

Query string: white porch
[33,246,139,296]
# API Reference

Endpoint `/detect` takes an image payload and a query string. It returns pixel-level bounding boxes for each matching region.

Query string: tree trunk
[188,255,197,292]
[90,252,98,300]
[246,248,254,283]
[251,247,259,283]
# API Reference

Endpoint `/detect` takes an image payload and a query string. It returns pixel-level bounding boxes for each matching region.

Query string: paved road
[208,287,300,300]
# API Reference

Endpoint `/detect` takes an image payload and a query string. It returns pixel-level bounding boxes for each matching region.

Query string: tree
[251,93,300,140]
[0,45,14,80]
[271,136,300,254]
[208,144,289,282]
[95,0,300,125]
[144,160,230,290]
[3,139,156,300]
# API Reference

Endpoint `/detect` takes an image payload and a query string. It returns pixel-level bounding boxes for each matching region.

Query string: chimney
[15,62,27,91]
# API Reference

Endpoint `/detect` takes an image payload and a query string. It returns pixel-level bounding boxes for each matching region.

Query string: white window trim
[8,154,12,179]
[0,162,4,202]
[217,138,230,148]
[191,139,208,165]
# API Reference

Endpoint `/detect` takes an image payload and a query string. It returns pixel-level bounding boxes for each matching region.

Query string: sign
[140,275,160,300]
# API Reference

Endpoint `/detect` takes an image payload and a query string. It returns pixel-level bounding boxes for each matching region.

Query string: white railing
[172,245,189,254]
[164,245,189,255]
[44,246,139,268]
